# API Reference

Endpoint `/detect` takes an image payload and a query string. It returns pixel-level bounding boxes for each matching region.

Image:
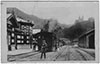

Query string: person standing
[33,39,37,50]
[40,39,47,59]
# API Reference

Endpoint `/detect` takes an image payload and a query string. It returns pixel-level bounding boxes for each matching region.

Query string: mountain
[78,20,94,32]
[74,17,95,31]
[7,8,46,29]
[7,8,71,31]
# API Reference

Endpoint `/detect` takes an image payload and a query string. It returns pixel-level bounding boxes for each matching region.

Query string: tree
[63,17,95,41]
[43,20,50,32]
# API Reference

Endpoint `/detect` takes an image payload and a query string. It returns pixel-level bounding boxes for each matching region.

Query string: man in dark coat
[40,39,47,59]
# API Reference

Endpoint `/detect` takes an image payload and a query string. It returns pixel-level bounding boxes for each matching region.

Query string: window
[12,28,14,31]
[8,35,11,43]
[12,33,14,37]
[12,39,14,42]
[17,35,20,38]
[22,36,24,39]
[27,36,29,39]
[27,41,29,43]
[22,41,24,43]
[17,40,20,43]
[33,38,35,40]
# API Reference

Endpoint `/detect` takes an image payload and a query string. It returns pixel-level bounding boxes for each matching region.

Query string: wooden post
[21,35,22,43]
[14,30,17,50]
[30,34,32,48]
[7,32,12,51]
[24,33,26,44]
[29,26,32,49]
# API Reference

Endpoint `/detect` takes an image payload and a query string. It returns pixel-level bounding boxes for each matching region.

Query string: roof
[7,20,12,25]
[79,29,94,38]
[7,14,19,28]
[59,38,69,41]
[18,21,34,26]
[33,31,53,38]
[16,17,27,22]
[73,38,78,41]
[32,29,41,34]
[7,14,12,19]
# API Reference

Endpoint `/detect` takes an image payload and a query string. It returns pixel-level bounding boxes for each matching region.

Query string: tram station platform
[8,49,33,55]
[7,44,34,55]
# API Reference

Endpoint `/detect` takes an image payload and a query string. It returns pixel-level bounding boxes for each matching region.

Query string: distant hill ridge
[7,8,71,31]
[7,8,46,29]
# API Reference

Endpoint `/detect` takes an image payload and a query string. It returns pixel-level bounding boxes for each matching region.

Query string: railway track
[19,52,39,59]
[75,50,87,60]
[65,47,70,61]
[53,46,69,61]
[78,48,95,58]
[8,46,95,61]
[75,48,95,60]
[8,52,39,62]
[53,51,64,61]
[8,51,35,58]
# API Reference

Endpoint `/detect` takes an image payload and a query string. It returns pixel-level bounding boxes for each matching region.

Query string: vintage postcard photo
[1,0,99,63]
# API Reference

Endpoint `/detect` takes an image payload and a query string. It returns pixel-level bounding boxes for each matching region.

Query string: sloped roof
[7,13,19,28]
[79,29,94,38]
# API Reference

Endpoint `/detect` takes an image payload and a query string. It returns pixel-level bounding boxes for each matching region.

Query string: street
[8,45,95,62]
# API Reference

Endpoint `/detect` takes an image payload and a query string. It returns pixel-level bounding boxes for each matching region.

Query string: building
[7,13,19,51]
[7,12,34,51]
[78,29,95,49]
[32,31,57,51]
[72,38,78,45]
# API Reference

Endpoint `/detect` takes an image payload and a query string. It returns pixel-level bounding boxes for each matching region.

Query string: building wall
[88,33,95,49]
[79,36,88,48]
[78,31,94,48]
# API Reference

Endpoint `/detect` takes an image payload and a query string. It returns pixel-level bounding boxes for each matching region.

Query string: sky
[4,1,99,24]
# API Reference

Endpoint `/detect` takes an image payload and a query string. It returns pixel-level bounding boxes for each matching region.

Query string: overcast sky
[5,1,99,24]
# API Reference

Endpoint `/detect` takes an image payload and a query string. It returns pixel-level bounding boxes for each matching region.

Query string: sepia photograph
[1,0,99,63]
